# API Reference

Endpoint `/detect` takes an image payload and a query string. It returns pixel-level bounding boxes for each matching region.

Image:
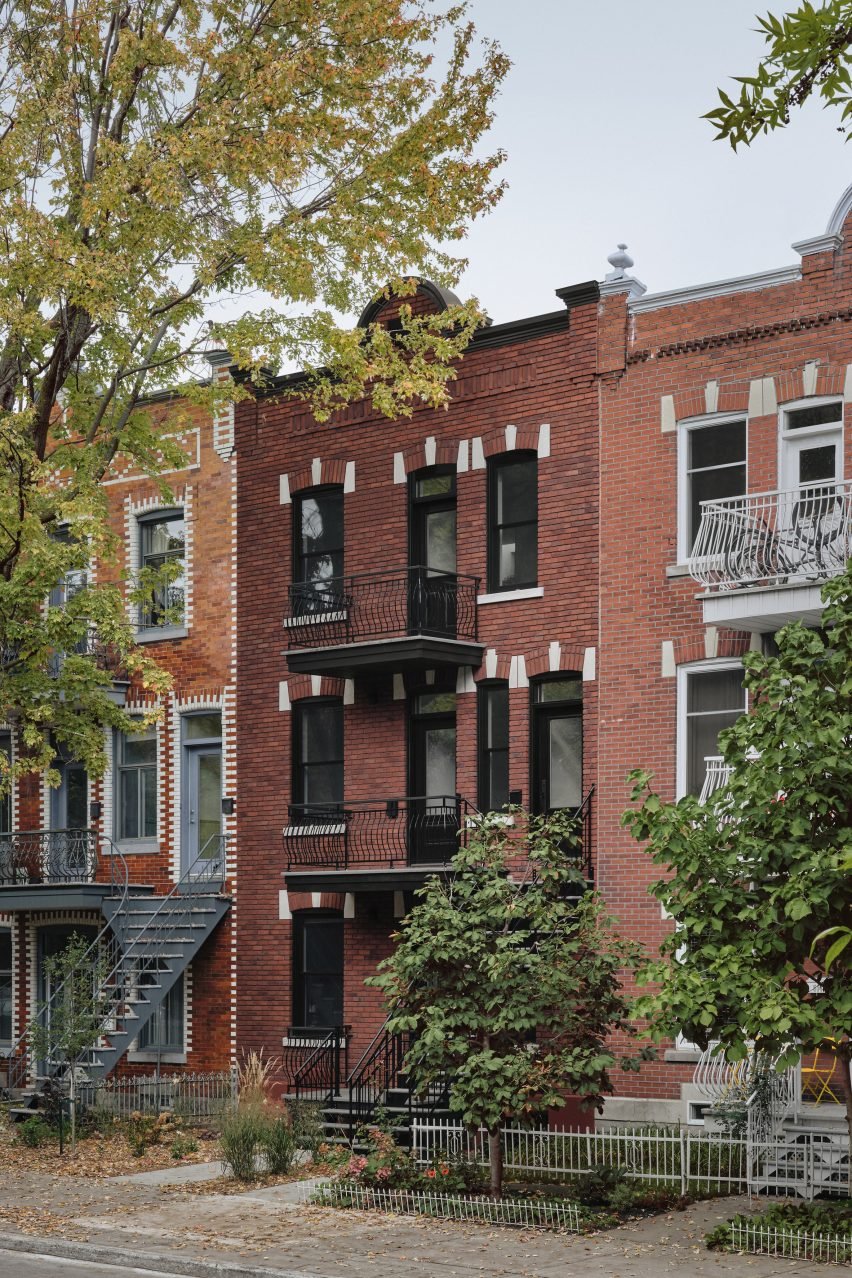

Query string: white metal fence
[76,1069,237,1121]
[412,1121,750,1196]
[308,1181,582,1230]
[730,1222,852,1265]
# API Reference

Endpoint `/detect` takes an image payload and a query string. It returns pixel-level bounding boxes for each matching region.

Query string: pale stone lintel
[484,648,498,680]
[457,439,469,473]
[537,423,551,458]
[509,655,528,689]
[803,360,819,397]
[279,473,291,505]
[704,380,719,415]
[424,436,437,467]
[750,631,763,652]
[763,377,777,415]
[393,891,406,920]
[548,640,561,672]
[661,641,676,679]
[393,452,406,485]
[393,673,405,700]
[278,680,291,712]
[704,626,719,660]
[278,890,291,921]
[582,646,596,681]
[310,674,322,697]
[343,679,355,706]
[343,461,356,494]
[344,893,355,920]
[505,423,517,452]
[845,365,852,402]
[311,892,321,909]
[455,666,476,694]
[311,457,322,486]
[748,378,763,419]
[471,437,486,470]
[660,395,676,434]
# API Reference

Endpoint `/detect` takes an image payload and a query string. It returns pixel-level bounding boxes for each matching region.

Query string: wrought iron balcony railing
[0,829,98,884]
[284,566,479,649]
[698,757,733,805]
[284,794,473,870]
[688,481,852,592]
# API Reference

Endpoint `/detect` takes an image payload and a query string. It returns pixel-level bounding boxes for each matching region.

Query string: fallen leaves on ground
[0,1113,221,1179]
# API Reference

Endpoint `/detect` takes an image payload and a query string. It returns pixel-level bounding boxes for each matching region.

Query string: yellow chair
[801,1045,843,1105]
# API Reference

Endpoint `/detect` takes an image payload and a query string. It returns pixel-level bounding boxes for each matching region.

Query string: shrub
[287,1100,325,1154]
[571,1162,631,1206]
[338,1124,419,1190]
[126,1110,181,1156]
[237,1050,278,1108]
[220,1107,265,1181]
[260,1114,296,1175]
[706,1200,852,1254]
[170,1133,199,1159]
[18,1115,52,1148]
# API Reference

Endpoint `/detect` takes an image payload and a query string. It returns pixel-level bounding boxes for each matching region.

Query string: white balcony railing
[688,480,852,592]
[699,756,733,805]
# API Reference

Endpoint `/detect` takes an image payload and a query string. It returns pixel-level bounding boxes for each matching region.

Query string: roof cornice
[629,264,801,316]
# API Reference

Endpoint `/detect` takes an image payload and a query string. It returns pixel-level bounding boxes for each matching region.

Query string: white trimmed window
[114,724,158,850]
[676,662,747,798]
[678,416,747,561]
[137,508,186,634]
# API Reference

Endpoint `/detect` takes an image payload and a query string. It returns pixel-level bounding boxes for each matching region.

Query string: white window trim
[677,412,748,564]
[107,717,161,855]
[777,396,844,489]
[675,659,747,800]
[172,696,224,883]
[125,490,193,639]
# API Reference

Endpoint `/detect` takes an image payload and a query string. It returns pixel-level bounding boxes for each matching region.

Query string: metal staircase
[7,835,230,1092]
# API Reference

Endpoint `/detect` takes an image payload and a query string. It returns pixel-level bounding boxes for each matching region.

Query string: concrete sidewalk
[0,1167,819,1277]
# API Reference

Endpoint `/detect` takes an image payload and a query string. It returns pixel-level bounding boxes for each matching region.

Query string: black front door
[409,468,457,635]
[409,690,457,864]
[532,679,583,815]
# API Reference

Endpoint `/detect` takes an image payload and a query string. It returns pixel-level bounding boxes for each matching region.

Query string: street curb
[0,1231,319,1278]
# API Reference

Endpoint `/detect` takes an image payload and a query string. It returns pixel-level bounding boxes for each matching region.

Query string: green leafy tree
[706,2,852,146]
[623,566,852,1155]
[28,933,111,1149]
[0,0,508,790]
[370,809,648,1197]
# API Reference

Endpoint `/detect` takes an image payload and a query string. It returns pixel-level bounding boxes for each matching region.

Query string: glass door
[532,679,583,815]
[181,714,223,876]
[409,468,457,635]
[409,690,457,864]
[49,755,89,880]
[780,403,845,575]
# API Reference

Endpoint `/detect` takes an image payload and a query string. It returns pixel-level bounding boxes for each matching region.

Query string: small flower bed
[332,1124,483,1194]
[706,1200,852,1263]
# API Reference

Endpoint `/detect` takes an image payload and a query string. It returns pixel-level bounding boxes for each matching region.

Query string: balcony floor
[284,866,452,893]
[698,580,825,633]
[286,634,484,677]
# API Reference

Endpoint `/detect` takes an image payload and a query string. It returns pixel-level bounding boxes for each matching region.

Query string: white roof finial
[605,243,634,281]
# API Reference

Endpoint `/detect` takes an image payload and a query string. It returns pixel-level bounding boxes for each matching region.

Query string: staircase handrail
[7,832,130,1087]
[291,1025,350,1101]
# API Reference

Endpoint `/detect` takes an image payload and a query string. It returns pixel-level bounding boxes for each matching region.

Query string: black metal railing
[284,566,479,649]
[288,1025,350,1103]
[567,787,594,882]
[0,829,99,885]
[284,794,474,870]
[344,1021,450,1137]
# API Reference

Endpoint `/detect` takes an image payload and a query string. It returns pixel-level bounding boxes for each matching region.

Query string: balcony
[687,482,852,631]
[0,829,121,910]
[283,567,483,677]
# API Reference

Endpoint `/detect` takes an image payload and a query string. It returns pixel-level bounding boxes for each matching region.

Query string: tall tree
[705,2,852,146]
[623,566,852,1153]
[0,0,507,787]
[370,810,647,1197]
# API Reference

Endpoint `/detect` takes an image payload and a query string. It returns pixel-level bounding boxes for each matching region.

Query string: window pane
[548,716,582,809]
[690,464,747,545]
[299,491,343,557]
[304,919,344,971]
[416,691,456,715]
[0,932,11,1040]
[799,445,837,484]
[304,763,343,807]
[119,771,139,840]
[142,766,157,838]
[497,457,537,523]
[687,669,745,715]
[689,421,746,470]
[302,705,343,763]
[498,522,537,588]
[415,472,454,498]
[143,516,185,557]
[304,974,343,1027]
[535,679,583,704]
[485,685,509,749]
[65,763,88,829]
[687,711,742,796]
[487,752,509,810]
[786,402,842,430]
[122,732,156,765]
[138,977,183,1051]
[0,732,10,832]
[183,714,222,741]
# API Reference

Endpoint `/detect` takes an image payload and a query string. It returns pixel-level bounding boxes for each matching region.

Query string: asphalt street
[0,1251,188,1277]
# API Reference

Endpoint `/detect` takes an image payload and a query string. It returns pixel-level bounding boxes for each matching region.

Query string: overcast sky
[455,0,851,322]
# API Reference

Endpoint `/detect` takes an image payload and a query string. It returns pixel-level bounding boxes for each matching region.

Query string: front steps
[753,1108,850,1197]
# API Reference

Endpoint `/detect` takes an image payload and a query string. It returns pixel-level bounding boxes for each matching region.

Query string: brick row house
[0,384,237,1085]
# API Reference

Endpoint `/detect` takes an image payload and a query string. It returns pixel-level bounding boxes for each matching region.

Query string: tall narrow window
[680,665,746,797]
[0,730,11,832]
[293,914,343,1028]
[478,683,509,811]
[531,677,582,814]
[293,700,343,812]
[0,930,11,1045]
[683,420,746,555]
[488,453,537,590]
[294,488,344,611]
[139,511,185,629]
[116,726,157,843]
[136,966,184,1054]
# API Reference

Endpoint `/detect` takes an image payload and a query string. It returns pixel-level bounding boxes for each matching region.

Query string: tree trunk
[70,1066,76,1152]
[488,1128,503,1199]
[833,1041,852,1195]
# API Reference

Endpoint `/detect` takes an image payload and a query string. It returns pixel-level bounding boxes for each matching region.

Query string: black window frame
[292,698,344,814]
[685,419,747,554]
[138,507,186,630]
[293,486,344,608]
[292,911,344,1029]
[530,675,583,815]
[135,966,185,1055]
[487,451,538,591]
[477,682,509,812]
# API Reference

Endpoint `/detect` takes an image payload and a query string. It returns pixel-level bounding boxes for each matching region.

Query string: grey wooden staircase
[7,836,230,1091]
